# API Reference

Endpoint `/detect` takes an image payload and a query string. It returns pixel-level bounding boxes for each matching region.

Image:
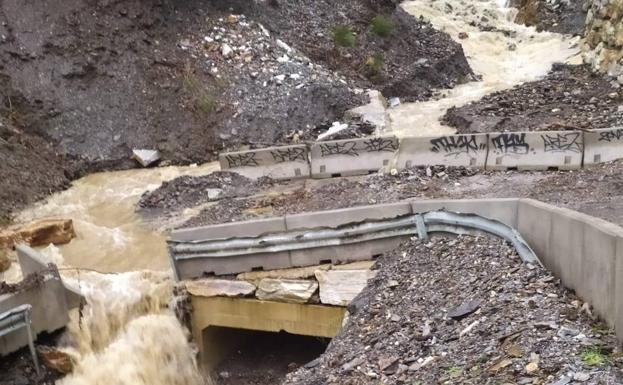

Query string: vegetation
[183,64,218,116]
[581,348,607,367]
[371,15,394,38]
[332,25,357,47]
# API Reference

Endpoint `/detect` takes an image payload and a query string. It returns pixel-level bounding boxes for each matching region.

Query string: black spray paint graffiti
[270,147,307,163]
[491,133,530,155]
[320,141,359,157]
[541,132,583,153]
[363,138,398,152]
[429,135,485,157]
[225,152,259,168]
[598,129,623,142]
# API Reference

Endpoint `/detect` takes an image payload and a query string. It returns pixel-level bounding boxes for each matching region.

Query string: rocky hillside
[584,0,623,82]
[512,0,588,35]
[0,0,472,220]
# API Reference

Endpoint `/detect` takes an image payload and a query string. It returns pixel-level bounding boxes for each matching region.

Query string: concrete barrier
[219,145,310,180]
[584,127,623,165]
[395,133,488,169]
[310,136,399,178]
[487,131,584,170]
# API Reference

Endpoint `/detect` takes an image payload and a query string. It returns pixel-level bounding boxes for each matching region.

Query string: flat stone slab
[185,279,256,298]
[0,219,75,250]
[237,264,331,284]
[315,270,377,306]
[256,278,318,304]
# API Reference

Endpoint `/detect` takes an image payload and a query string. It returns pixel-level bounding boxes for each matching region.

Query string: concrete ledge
[396,134,488,169]
[584,127,623,165]
[310,136,399,178]
[170,217,287,242]
[219,145,310,180]
[175,252,292,279]
[487,131,584,170]
[191,296,346,366]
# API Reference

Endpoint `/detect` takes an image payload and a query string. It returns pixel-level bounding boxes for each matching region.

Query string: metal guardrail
[169,210,539,277]
[0,304,40,375]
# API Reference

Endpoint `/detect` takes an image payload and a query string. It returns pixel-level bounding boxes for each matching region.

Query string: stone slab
[396,133,488,169]
[219,145,310,180]
[584,127,623,165]
[255,278,318,303]
[236,264,331,284]
[315,269,377,306]
[0,219,75,250]
[487,131,584,170]
[185,279,256,298]
[310,136,399,178]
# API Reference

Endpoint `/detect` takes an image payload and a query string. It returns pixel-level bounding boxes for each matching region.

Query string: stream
[3,1,582,383]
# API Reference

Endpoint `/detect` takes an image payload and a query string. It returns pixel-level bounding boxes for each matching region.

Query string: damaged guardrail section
[219,127,623,179]
[170,198,623,344]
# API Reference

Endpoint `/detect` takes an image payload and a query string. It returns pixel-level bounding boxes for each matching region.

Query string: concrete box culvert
[174,198,623,345]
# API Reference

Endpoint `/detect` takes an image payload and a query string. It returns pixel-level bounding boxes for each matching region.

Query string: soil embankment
[0,0,471,221]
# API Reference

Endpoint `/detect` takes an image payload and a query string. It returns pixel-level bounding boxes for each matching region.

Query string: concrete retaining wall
[487,131,584,170]
[310,136,399,178]
[396,134,488,169]
[584,127,623,165]
[174,198,623,344]
[220,128,623,180]
[219,145,310,180]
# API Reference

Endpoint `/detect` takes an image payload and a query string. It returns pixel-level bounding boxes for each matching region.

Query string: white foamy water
[388,0,581,136]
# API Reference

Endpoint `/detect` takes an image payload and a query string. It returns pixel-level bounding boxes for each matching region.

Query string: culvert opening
[208,327,329,385]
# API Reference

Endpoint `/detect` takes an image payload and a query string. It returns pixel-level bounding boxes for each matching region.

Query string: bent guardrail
[0,304,39,375]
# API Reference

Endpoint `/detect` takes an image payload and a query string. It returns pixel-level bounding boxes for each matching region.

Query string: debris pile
[284,235,623,385]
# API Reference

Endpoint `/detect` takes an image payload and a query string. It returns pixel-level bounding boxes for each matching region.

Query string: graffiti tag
[225,152,259,167]
[491,133,530,155]
[319,141,359,157]
[430,135,485,157]
[270,147,307,163]
[541,132,583,153]
[598,129,623,142]
[363,138,398,153]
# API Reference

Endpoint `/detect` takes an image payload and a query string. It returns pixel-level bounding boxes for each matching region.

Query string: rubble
[284,235,623,385]
[131,149,161,168]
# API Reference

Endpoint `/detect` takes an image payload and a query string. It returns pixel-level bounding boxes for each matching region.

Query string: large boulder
[0,219,75,250]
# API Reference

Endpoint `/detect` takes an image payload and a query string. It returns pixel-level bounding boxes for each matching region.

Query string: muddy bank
[139,161,623,228]
[512,0,587,35]
[443,64,623,133]
[283,235,623,385]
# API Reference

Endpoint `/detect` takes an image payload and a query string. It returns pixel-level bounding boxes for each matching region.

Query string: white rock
[256,278,318,303]
[221,43,234,57]
[185,279,256,298]
[317,121,348,141]
[132,149,160,167]
[277,54,290,63]
[345,90,389,132]
[206,188,223,200]
[276,39,292,52]
[388,97,401,108]
[315,270,377,306]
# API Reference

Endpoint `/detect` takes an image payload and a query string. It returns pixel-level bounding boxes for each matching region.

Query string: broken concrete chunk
[0,219,75,250]
[255,278,318,304]
[132,149,160,167]
[185,279,256,298]
[344,90,388,132]
[315,270,377,306]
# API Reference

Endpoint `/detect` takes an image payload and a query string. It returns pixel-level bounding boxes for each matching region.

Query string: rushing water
[6,1,585,383]
[389,0,581,137]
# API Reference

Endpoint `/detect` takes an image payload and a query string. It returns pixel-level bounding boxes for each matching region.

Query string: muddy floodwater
[4,0,586,384]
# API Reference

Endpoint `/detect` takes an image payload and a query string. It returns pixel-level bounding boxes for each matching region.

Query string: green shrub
[581,348,607,367]
[332,25,356,47]
[371,15,394,38]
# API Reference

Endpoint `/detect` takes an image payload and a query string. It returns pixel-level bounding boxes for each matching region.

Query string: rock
[226,14,239,24]
[0,218,75,249]
[315,269,377,306]
[221,43,233,57]
[331,260,376,270]
[447,299,481,320]
[317,121,349,141]
[388,97,401,108]
[255,278,318,303]
[573,372,590,382]
[458,31,469,39]
[344,90,388,132]
[184,278,256,298]
[0,248,10,272]
[206,188,223,200]
[131,149,160,167]
[39,347,73,374]
[237,264,330,285]
[276,39,292,52]
[557,326,580,338]
[549,376,571,385]
[525,361,539,375]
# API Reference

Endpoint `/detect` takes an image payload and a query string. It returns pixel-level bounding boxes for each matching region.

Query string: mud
[443,64,623,133]
[152,161,623,228]
[283,235,623,385]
